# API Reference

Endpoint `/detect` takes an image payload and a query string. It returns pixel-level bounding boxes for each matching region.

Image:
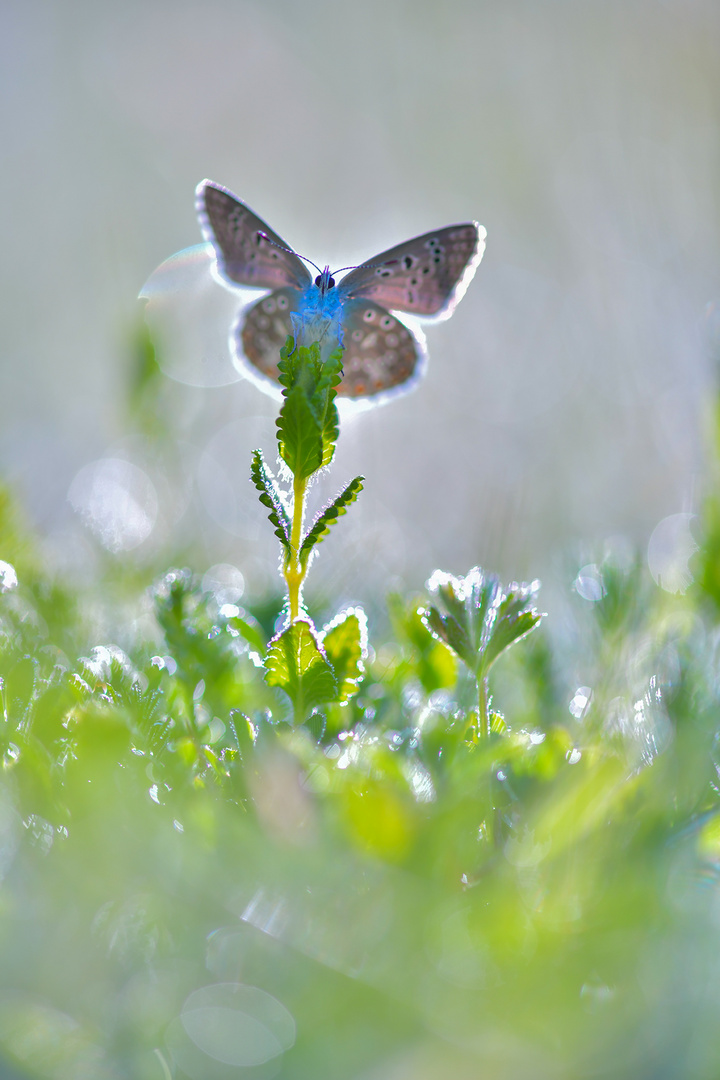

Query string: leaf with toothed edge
[275,389,323,480]
[423,604,476,673]
[316,346,343,467]
[264,619,338,722]
[481,586,544,671]
[422,567,543,676]
[299,477,365,570]
[321,608,367,702]
[275,339,343,478]
[250,450,291,552]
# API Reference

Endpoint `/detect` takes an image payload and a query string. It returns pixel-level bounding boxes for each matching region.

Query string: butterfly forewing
[197,180,311,292]
[339,223,484,317]
[238,291,422,398]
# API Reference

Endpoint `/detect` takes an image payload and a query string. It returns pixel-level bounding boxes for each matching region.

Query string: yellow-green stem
[478,671,490,739]
[285,473,309,620]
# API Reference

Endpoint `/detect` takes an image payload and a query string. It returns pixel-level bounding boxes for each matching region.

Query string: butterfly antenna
[257,232,323,277]
[331,258,399,275]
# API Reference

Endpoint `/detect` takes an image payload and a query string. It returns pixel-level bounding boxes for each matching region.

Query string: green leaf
[250,450,291,551]
[481,586,544,671]
[303,709,327,742]
[321,607,367,702]
[276,378,325,480]
[276,336,314,392]
[228,710,256,758]
[223,610,266,655]
[264,618,338,722]
[299,476,364,570]
[318,347,343,467]
[424,569,506,672]
[422,603,476,674]
[422,567,543,676]
[387,595,457,693]
[275,340,344,479]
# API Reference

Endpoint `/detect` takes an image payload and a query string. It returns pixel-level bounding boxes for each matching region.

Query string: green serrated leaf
[264,619,338,722]
[276,341,344,478]
[299,476,364,570]
[422,604,476,673]
[319,347,343,467]
[276,382,324,480]
[482,593,543,671]
[303,709,327,742]
[250,450,291,550]
[276,336,313,389]
[322,399,340,468]
[424,567,543,676]
[321,608,367,702]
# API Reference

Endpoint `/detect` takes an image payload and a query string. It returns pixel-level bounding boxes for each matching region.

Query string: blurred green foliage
[2,331,720,1078]
[1,477,720,1080]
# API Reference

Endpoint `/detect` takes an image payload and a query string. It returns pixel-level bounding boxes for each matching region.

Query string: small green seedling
[421,567,544,738]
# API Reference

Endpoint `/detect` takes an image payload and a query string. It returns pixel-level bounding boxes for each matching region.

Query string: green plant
[248,335,367,726]
[2,324,720,1080]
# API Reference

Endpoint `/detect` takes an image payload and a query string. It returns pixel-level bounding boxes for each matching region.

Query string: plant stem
[285,472,308,620]
[477,670,490,739]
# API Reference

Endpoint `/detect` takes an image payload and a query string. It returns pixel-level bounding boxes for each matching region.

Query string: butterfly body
[196,179,485,398]
[292,269,343,345]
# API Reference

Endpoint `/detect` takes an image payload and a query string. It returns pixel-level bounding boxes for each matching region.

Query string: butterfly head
[314,268,336,294]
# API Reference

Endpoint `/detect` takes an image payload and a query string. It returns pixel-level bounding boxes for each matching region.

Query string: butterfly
[196,179,486,399]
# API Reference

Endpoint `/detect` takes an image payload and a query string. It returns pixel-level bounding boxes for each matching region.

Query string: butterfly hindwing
[238,292,422,398]
[197,180,311,292]
[238,287,298,386]
[338,299,423,396]
[339,223,484,318]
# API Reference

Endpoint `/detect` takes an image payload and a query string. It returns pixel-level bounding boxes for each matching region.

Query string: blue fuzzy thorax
[291,273,345,356]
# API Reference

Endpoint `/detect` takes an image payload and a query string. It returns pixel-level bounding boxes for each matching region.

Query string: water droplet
[0,561,18,593]
[3,743,20,769]
[150,654,177,677]
[574,564,606,601]
[569,686,592,719]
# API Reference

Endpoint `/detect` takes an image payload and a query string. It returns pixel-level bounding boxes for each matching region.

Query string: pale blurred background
[1,0,719,610]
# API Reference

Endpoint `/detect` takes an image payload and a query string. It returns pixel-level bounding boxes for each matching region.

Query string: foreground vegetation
[2,335,720,1079]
